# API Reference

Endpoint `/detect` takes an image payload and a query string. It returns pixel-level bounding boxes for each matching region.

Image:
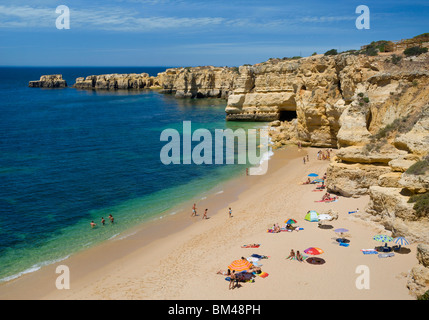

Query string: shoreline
[0,146,418,300]
[0,143,283,299]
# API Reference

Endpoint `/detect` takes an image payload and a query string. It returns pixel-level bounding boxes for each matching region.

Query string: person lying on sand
[303,178,311,184]
[285,224,296,231]
[322,192,331,201]
[217,269,231,276]
[241,244,260,248]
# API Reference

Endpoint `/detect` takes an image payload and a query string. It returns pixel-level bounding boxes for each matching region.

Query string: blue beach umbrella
[394,237,409,249]
[308,173,318,177]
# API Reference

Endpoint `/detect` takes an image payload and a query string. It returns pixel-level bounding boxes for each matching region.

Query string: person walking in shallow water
[90,221,96,229]
[109,214,114,224]
[101,217,105,226]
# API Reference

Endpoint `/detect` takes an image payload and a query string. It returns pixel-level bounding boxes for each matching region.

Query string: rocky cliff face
[29,75,67,88]
[73,73,157,90]
[238,52,429,148]
[155,66,238,99]
[257,50,428,298]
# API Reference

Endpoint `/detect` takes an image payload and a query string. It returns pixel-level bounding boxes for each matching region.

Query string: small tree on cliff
[324,49,338,56]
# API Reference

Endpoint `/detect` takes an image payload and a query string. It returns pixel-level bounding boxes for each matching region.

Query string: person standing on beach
[229,207,232,218]
[229,270,236,290]
[191,203,197,217]
[203,208,208,219]
[303,157,306,164]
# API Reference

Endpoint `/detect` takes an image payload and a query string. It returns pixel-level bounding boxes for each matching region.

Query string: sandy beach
[0,146,418,300]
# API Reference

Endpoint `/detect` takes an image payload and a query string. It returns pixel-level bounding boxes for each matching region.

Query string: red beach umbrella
[304,247,324,255]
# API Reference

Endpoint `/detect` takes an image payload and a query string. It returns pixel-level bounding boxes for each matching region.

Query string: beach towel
[378,252,395,258]
[288,255,308,261]
[348,211,357,214]
[251,254,268,259]
[339,242,349,247]
[315,198,338,203]
[361,249,378,255]
[241,244,260,248]
[254,272,269,278]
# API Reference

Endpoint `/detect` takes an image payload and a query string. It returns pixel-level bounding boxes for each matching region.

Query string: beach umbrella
[304,247,324,255]
[308,173,318,177]
[228,259,252,272]
[335,228,349,241]
[304,247,325,265]
[285,219,297,224]
[373,235,393,243]
[335,228,349,234]
[394,237,409,249]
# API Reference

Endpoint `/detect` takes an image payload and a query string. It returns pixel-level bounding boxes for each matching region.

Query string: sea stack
[28,75,67,88]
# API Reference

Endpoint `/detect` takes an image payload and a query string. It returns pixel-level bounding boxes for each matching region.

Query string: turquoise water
[0,67,267,282]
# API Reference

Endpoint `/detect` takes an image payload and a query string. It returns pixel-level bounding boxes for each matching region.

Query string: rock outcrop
[29,75,67,88]
[251,52,429,148]
[73,73,157,90]
[155,66,238,99]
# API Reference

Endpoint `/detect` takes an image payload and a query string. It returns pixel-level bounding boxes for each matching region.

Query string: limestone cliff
[73,73,157,90]
[155,66,238,99]
[29,75,67,88]
[237,52,428,148]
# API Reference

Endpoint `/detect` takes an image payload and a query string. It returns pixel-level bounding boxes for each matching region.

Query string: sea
[0,66,270,282]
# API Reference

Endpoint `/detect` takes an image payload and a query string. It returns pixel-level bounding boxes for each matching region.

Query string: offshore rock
[29,75,67,88]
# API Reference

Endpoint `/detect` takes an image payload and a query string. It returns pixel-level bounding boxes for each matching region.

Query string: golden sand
[0,146,417,300]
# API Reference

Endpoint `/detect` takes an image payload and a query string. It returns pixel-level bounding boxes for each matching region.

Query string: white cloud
[0,5,224,31]
[0,4,355,33]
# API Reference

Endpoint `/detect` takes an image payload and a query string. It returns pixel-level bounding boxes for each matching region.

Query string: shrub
[391,54,402,65]
[406,156,429,175]
[363,97,370,103]
[324,49,338,56]
[418,290,429,300]
[365,47,378,56]
[311,52,317,56]
[408,192,429,218]
[404,46,428,57]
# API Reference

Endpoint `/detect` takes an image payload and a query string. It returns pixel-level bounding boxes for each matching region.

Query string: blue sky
[0,0,428,66]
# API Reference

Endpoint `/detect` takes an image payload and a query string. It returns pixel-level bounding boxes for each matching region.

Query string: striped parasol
[285,219,297,224]
[228,259,252,272]
[394,237,409,246]
[304,247,324,255]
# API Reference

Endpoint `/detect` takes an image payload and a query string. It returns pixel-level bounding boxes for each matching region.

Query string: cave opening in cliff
[278,110,297,122]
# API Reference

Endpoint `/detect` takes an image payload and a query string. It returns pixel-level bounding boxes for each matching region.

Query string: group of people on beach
[286,249,304,262]
[217,256,262,290]
[90,214,114,228]
[317,149,332,160]
[191,203,232,219]
[191,203,209,219]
